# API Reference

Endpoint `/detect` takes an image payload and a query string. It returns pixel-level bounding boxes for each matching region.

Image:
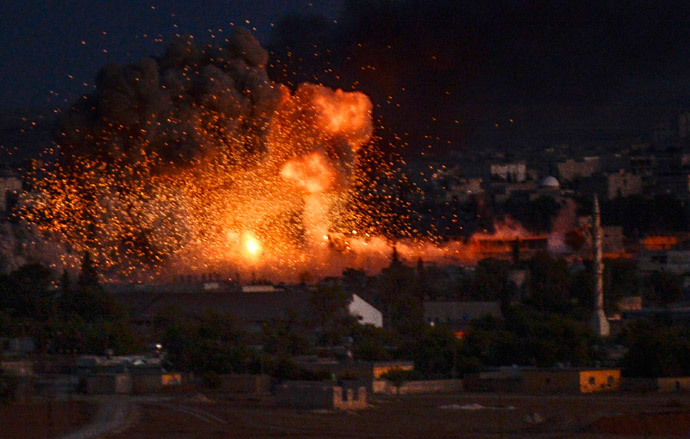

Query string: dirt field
[0,399,95,439]
[108,392,690,439]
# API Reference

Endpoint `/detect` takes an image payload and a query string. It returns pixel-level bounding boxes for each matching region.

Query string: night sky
[0,1,339,110]
[3,0,690,159]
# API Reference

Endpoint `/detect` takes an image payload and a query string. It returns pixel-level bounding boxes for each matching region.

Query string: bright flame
[242,232,262,259]
[312,88,372,150]
[280,152,335,194]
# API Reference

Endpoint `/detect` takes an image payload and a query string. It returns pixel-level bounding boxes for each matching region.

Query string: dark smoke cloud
[57,28,282,167]
[268,0,690,154]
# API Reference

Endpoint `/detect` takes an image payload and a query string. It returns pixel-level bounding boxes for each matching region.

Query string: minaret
[590,194,610,337]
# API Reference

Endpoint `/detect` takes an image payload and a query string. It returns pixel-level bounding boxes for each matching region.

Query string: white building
[490,162,527,182]
[348,294,383,328]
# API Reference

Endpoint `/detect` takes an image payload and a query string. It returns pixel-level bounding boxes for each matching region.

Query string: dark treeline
[1,250,687,381]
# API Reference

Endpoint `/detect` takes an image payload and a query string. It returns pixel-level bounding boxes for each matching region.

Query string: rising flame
[280,152,335,194]
[20,32,580,283]
[242,232,262,259]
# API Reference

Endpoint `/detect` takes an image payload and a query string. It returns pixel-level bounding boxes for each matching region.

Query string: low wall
[132,373,182,394]
[658,377,690,393]
[85,374,132,394]
[463,376,521,393]
[521,369,620,394]
[620,377,657,393]
[220,374,270,394]
[276,381,367,410]
[373,379,463,395]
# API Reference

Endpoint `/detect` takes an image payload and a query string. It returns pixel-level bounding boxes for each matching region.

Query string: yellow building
[522,369,620,394]
[372,361,414,379]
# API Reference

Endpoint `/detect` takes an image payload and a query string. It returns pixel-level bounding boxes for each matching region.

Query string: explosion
[19,29,578,282]
[23,29,394,280]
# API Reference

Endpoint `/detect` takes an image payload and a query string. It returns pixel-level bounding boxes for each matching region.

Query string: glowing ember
[20,29,389,280]
[280,152,335,194]
[242,232,262,259]
[18,29,571,282]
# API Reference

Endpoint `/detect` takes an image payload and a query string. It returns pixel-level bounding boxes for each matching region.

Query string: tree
[310,281,355,345]
[60,269,71,293]
[342,268,368,294]
[351,324,398,361]
[0,263,53,321]
[160,311,254,375]
[462,305,594,368]
[525,253,571,314]
[402,325,461,378]
[77,251,99,288]
[620,320,690,377]
[471,258,510,301]
[643,271,683,306]
[261,312,313,357]
[375,257,422,335]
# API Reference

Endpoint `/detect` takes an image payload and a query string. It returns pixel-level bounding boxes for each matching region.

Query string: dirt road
[56,396,130,439]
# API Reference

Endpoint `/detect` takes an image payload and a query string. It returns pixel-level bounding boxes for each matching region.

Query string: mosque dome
[540,176,560,188]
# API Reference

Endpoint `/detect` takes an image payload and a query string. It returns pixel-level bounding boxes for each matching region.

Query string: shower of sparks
[19,30,416,281]
[18,29,553,282]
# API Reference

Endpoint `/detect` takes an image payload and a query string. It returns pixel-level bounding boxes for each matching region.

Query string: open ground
[103,393,690,439]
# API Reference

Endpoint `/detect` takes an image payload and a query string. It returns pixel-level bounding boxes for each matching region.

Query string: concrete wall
[219,374,270,394]
[522,369,620,394]
[522,370,580,393]
[607,171,642,199]
[131,373,181,394]
[276,381,367,410]
[85,374,132,394]
[463,375,522,393]
[372,379,463,395]
[620,377,657,393]
[333,386,367,410]
[658,377,690,393]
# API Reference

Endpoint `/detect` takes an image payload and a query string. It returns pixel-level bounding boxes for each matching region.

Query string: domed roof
[540,176,560,188]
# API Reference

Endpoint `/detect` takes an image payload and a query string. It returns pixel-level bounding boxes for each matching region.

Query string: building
[642,235,679,251]
[578,170,643,200]
[276,381,367,410]
[446,177,483,202]
[423,301,502,330]
[490,181,538,203]
[490,162,527,182]
[525,176,566,201]
[557,157,601,182]
[622,308,690,325]
[84,374,132,394]
[348,294,383,327]
[653,172,690,200]
[472,236,549,261]
[116,286,382,333]
[639,250,690,276]
[117,288,313,333]
[521,369,621,394]
[602,226,625,254]
[606,170,643,199]
[371,361,414,379]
